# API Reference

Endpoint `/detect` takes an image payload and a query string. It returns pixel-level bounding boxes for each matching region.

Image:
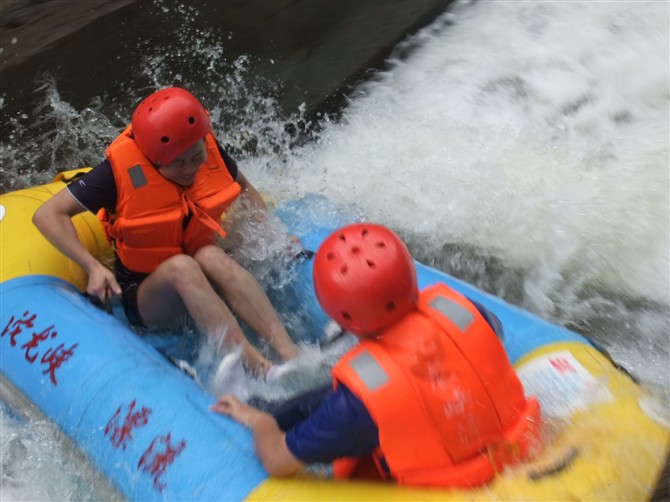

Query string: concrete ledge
[1,1,450,119]
[1,0,135,69]
[208,0,452,114]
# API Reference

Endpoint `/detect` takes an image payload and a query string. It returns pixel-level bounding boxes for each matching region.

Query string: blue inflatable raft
[1,171,668,501]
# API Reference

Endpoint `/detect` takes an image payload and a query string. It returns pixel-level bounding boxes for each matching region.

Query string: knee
[193,245,224,265]
[158,254,206,286]
[194,245,238,278]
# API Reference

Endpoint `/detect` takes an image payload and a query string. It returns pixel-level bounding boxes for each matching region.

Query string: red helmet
[131,87,212,166]
[313,223,418,336]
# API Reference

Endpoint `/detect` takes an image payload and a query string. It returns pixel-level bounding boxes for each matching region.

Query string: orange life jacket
[99,126,242,273]
[331,283,541,488]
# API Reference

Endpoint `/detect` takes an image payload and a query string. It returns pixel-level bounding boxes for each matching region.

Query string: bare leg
[135,254,272,376]
[194,245,299,361]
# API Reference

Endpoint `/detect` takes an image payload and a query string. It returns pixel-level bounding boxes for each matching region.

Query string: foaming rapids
[262,0,669,393]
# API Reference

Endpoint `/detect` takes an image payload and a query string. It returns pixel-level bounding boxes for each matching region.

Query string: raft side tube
[1,177,668,501]
[0,374,125,501]
[1,275,266,501]
[0,172,110,291]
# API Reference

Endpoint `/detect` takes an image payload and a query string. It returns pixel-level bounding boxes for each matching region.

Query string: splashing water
[1,0,668,499]
[262,0,669,394]
[0,403,122,501]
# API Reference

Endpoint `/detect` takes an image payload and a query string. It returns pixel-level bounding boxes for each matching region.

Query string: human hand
[212,395,301,476]
[86,262,121,304]
[211,395,261,428]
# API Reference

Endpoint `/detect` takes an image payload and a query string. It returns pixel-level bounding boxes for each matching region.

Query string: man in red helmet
[213,223,541,488]
[33,87,299,379]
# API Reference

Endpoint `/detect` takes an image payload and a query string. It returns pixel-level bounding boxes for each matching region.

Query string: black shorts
[114,257,148,327]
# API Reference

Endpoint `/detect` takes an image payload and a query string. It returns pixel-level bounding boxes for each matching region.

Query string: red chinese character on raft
[21,324,58,363]
[40,342,79,385]
[1,311,37,347]
[138,433,186,492]
[105,400,152,450]
[549,356,576,374]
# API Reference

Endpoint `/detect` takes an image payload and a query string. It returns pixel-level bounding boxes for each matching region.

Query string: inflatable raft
[1,170,668,501]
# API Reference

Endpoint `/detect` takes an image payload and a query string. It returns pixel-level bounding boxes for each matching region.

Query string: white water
[1,1,668,499]
[265,0,670,389]
[273,2,669,302]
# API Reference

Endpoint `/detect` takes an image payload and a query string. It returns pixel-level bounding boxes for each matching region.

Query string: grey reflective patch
[429,296,474,332]
[128,164,147,189]
[349,350,389,392]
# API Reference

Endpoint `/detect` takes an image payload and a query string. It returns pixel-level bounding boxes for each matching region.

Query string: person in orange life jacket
[32,87,299,378]
[212,223,541,487]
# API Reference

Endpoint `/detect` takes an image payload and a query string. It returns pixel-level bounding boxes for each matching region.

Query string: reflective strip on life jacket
[428,295,474,332]
[332,283,542,488]
[348,350,390,392]
[101,127,241,273]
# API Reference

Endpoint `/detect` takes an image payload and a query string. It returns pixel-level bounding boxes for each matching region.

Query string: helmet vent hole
[338,234,346,242]
[148,107,153,112]
[361,228,369,237]
[341,312,352,320]
[160,136,170,143]
[326,252,337,261]
[375,241,386,249]
[340,264,348,275]
[188,116,195,125]
[351,246,361,255]
[366,259,376,269]
[385,302,396,312]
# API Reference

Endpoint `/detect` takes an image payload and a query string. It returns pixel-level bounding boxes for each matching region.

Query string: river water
[1,0,669,499]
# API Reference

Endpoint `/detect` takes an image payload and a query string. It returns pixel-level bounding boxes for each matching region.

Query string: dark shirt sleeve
[285,384,379,464]
[469,298,505,340]
[216,141,238,180]
[66,160,117,213]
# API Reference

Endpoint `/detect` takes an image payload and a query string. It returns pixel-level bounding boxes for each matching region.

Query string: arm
[32,189,121,302]
[236,171,269,213]
[217,146,267,212]
[212,396,304,477]
[216,143,267,215]
[235,170,303,251]
[213,386,378,474]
